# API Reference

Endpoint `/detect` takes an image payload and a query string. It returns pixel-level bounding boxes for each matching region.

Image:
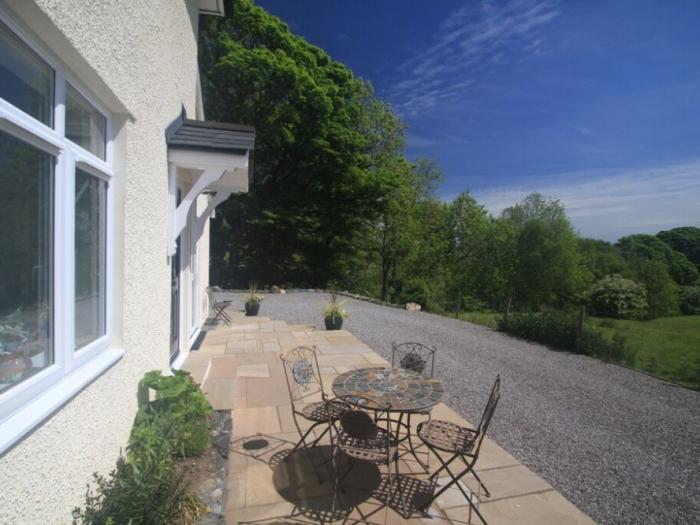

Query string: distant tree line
[199,0,700,320]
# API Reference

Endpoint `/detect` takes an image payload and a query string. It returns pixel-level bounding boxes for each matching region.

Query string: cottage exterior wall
[0,1,206,522]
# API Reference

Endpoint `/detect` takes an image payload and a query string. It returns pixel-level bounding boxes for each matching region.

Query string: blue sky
[255,0,700,241]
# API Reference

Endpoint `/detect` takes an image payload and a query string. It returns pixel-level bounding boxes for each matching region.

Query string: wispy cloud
[390,0,560,116]
[473,160,700,241]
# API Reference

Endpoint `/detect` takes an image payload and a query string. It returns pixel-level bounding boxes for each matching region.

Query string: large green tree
[503,194,586,309]
[617,234,699,285]
[200,0,405,286]
[657,226,700,271]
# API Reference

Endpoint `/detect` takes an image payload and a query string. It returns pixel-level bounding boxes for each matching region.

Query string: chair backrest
[391,342,436,378]
[474,375,501,454]
[280,346,325,405]
[332,394,392,446]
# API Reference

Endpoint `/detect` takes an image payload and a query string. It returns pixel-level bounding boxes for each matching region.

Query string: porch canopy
[166,110,254,255]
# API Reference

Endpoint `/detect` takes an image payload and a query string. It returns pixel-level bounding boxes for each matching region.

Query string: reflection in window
[0,130,53,392]
[0,20,54,126]
[66,84,106,159]
[75,169,106,350]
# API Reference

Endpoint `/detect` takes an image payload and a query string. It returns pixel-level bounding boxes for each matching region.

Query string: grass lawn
[458,311,501,329]
[588,315,700,387]
[457,310,699,388]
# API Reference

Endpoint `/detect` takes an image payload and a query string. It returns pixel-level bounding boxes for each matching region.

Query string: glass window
[75,169,107,350]
[0,130,53,393]
[66,84,106,159]
[0,21,54,126]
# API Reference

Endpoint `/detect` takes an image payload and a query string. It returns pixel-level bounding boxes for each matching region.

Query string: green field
[458,311,700,388]
[588,315,700,387]
[459,311,501,329]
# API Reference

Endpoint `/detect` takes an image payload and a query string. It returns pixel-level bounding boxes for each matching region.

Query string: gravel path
[220,292,700,524]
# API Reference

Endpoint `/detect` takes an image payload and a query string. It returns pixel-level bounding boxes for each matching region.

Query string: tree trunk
[505,296,512,319]
[577,304,586,338]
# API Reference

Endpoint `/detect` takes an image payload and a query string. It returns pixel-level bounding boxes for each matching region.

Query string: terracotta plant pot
[245,301,260,316]
[324,316,343,330]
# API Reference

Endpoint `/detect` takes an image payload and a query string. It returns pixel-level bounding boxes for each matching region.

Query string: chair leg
[422,444,488,525]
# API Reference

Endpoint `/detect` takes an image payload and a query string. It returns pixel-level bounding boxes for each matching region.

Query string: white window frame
[0,9,122,453]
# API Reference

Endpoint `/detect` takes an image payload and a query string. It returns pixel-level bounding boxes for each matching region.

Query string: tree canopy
[200,0,699,321]
[201,0,405,286]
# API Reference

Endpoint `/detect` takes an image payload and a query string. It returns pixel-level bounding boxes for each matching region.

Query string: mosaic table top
[332,366,445,412]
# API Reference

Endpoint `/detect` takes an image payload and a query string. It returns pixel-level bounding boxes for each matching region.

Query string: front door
[170,235,181,361]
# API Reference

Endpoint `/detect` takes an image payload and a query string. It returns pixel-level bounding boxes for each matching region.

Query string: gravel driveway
[219,291,700,524]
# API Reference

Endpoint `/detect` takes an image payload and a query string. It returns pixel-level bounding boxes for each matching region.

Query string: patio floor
[182,310,594,525]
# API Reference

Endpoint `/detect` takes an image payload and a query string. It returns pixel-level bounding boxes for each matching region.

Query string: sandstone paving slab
[262,341,282,353]
[363,352,391,364]
[315,344,372,355]
[232,406,281,437]
[459,465,553,503]
[245,377,292,407]
[225,339,262,354]
[202,378,245,410]
[206,355,237,380]
[236,364,270,378]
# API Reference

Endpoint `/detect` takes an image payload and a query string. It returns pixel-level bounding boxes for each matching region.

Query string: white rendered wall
[0,1,203,523]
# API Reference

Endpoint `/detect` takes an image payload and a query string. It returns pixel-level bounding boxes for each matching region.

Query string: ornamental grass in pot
[322,292,347,330]
[245,283,262,316]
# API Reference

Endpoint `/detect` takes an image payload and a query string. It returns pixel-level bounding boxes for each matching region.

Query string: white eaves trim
[0,349,124,455]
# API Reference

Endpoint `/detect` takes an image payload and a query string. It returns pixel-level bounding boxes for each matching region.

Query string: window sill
[0,347,124,455]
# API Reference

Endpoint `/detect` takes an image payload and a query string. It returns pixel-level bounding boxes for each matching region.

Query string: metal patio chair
[391,342,436,379]
[329,395,404,523]
[391,342,437,468]
[416,375,501,525]
[280,346,348,480]
[207,286,232,325]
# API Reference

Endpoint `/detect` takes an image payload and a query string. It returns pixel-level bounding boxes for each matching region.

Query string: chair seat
[300,400,347,423]
[336,428,398,463]
[417,419,477,454]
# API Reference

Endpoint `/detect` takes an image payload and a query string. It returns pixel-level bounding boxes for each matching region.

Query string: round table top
[332,366,444,412]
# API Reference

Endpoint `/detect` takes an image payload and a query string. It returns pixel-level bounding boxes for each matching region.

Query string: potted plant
[322,292,347,330]
[244,283,262,316]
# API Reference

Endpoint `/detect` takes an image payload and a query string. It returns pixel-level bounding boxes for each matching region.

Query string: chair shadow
[232,435,443,524]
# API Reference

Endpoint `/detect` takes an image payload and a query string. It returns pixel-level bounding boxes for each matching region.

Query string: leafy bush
[588,274,647,319]
[135,370,213,458]
[73,370,211,524]
[72,439,202,525]
[679,286,700,315]
[498,311,635,365]
[498,311,579,351]
[575,330,635,365]
[634,260,680,318]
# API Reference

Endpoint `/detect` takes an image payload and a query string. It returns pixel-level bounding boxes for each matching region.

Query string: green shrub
[498,311,579,351]
[498,311,636,365]
[73,370,211,524]
[679,286,700,315]
[588,274,647,319]
[575,330,635,365]
[135,369,213,458]
[72,438,201,525]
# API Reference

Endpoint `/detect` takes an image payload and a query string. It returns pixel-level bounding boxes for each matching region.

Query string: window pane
[66,84,106,159]
[75,169,106,350]
[0,130,53,392]
[0,21,54,126]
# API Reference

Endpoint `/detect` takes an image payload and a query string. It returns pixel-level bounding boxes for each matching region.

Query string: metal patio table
[332,366,445,468]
